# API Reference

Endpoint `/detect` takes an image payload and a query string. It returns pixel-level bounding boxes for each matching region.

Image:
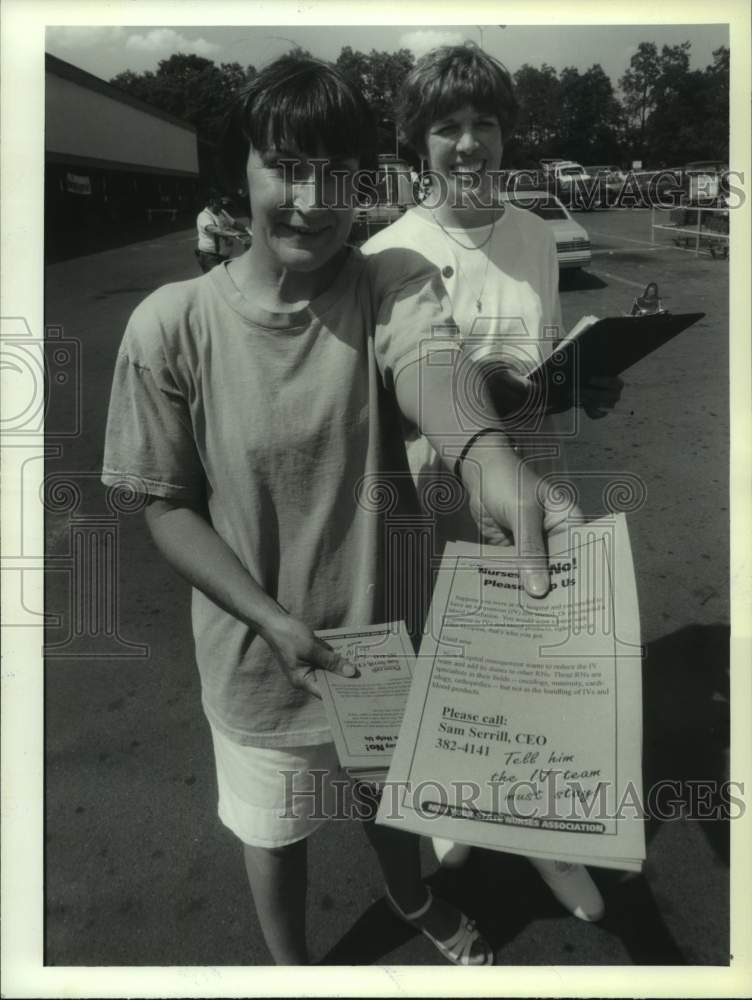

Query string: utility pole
[475,25,506,49]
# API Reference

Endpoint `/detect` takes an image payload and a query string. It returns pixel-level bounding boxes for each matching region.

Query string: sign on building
[64,172,91,195]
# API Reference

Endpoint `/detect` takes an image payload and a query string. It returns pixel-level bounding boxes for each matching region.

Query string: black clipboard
[529,311,706,410]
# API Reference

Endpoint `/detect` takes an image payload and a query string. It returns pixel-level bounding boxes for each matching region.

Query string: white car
[585,164,627,182]
[549,160,590,180]
[502,190,592,270]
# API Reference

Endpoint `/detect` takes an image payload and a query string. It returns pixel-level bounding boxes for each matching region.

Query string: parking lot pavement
[42,211,730,970]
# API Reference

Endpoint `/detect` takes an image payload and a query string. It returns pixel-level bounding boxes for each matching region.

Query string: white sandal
[385,885,493,965]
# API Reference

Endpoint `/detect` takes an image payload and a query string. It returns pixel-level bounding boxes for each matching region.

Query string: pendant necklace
[458,249,493,313]
[429,208,500,313]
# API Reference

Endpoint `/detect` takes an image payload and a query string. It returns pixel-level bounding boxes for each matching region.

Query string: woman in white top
[363,43,622,923]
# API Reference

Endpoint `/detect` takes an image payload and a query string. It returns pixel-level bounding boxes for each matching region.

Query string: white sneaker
[432,838,472,869]
[528,858,605,922]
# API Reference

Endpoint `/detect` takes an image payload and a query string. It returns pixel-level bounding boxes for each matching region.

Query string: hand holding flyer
[315,623,415,771]
[377,514,646,871]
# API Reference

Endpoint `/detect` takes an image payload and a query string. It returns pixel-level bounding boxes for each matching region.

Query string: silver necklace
[429,208,498,251]
[430,211,498,313]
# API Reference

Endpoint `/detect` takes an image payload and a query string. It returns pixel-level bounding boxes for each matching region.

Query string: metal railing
[651,204,729,257]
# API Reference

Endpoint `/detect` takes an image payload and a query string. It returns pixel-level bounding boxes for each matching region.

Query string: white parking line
[591,247,661,256]
[586,229,657,248]
[589,269,652,290]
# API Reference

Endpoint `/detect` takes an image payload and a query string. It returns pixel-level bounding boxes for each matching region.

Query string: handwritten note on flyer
[377,514,646,871]
[316,622,415,769]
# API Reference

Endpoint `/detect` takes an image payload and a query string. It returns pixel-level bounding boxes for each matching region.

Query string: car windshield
[559,166,584,176]
[507,196,568,220]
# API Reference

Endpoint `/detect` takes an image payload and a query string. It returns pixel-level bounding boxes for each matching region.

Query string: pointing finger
[516,503,550,598]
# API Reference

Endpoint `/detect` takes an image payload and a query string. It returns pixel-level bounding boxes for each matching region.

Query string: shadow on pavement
[318,897,417,965]
[559,268,608,292]
[319,853,687,966]
[321,624,729,966]
[319,866,507,965]
[45,215,195,264]
[589,869,688,964]
[642,623,730,869]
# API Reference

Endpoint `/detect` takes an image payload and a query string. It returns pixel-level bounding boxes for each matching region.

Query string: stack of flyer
[376,513,647,872]
[316,622,416,785]
[318,514,646,872]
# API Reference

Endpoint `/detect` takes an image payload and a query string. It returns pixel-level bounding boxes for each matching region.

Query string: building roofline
[46,150,200,179]
[45,52,198,135]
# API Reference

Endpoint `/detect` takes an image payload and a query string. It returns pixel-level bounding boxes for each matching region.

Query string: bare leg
[361,820,425,910]
[243,838,309,964]
[361,821,483,948]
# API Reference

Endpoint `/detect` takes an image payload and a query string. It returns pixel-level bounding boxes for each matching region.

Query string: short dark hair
[397,44,518,157]
[218,54,377,191]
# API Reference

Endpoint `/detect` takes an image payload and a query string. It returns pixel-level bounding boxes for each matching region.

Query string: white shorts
[209,724,345,848]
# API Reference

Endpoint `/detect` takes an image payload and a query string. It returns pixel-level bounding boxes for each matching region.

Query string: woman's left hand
[477,362,623,421]
[580,375,624,419]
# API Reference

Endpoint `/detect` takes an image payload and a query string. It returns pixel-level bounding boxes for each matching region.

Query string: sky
[45,22,730,90]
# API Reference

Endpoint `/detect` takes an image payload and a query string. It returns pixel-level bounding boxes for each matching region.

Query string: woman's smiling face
[424,104,503,205]
[245,140,358,272]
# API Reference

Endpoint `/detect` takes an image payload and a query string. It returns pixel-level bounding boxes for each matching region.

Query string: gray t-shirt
[102,248,452,746]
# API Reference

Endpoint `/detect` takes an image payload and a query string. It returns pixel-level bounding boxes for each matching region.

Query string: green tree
[618,41,662,155]
[618,41,703,164]
[510,63,561,162]
[335,46,415,155]
[111,53,256,142]
[558,64,622,164]
[335,46,414,119]
[702,46,730,161]
[335,46,373,98]
[619,41,728,165]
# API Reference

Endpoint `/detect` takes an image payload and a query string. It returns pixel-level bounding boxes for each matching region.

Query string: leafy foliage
[618,42,728,164]
[111,53,256,143]
[335,47,415,154]
[509,63,560,162]
[110,41,729,169]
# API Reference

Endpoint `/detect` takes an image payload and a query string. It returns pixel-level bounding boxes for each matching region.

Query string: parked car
[542,160,590,181]
[348,155,415,245]
[582,165,635,207]
[628,167,684,208]
[682,161,728,205]
[502,190,592,270]
[585,164,627,186]
[540,160,593,208]
[376,154,416,207]
[585,164,626,177]
[538,157,568,173]
[500,168,541,192]
[351,184,592,272]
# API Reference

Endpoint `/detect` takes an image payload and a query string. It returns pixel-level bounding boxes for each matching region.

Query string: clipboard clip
[630,282,667,317]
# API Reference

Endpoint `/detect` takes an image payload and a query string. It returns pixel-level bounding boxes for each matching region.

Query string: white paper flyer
[376,514,646,871]
[316,622,415,770]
